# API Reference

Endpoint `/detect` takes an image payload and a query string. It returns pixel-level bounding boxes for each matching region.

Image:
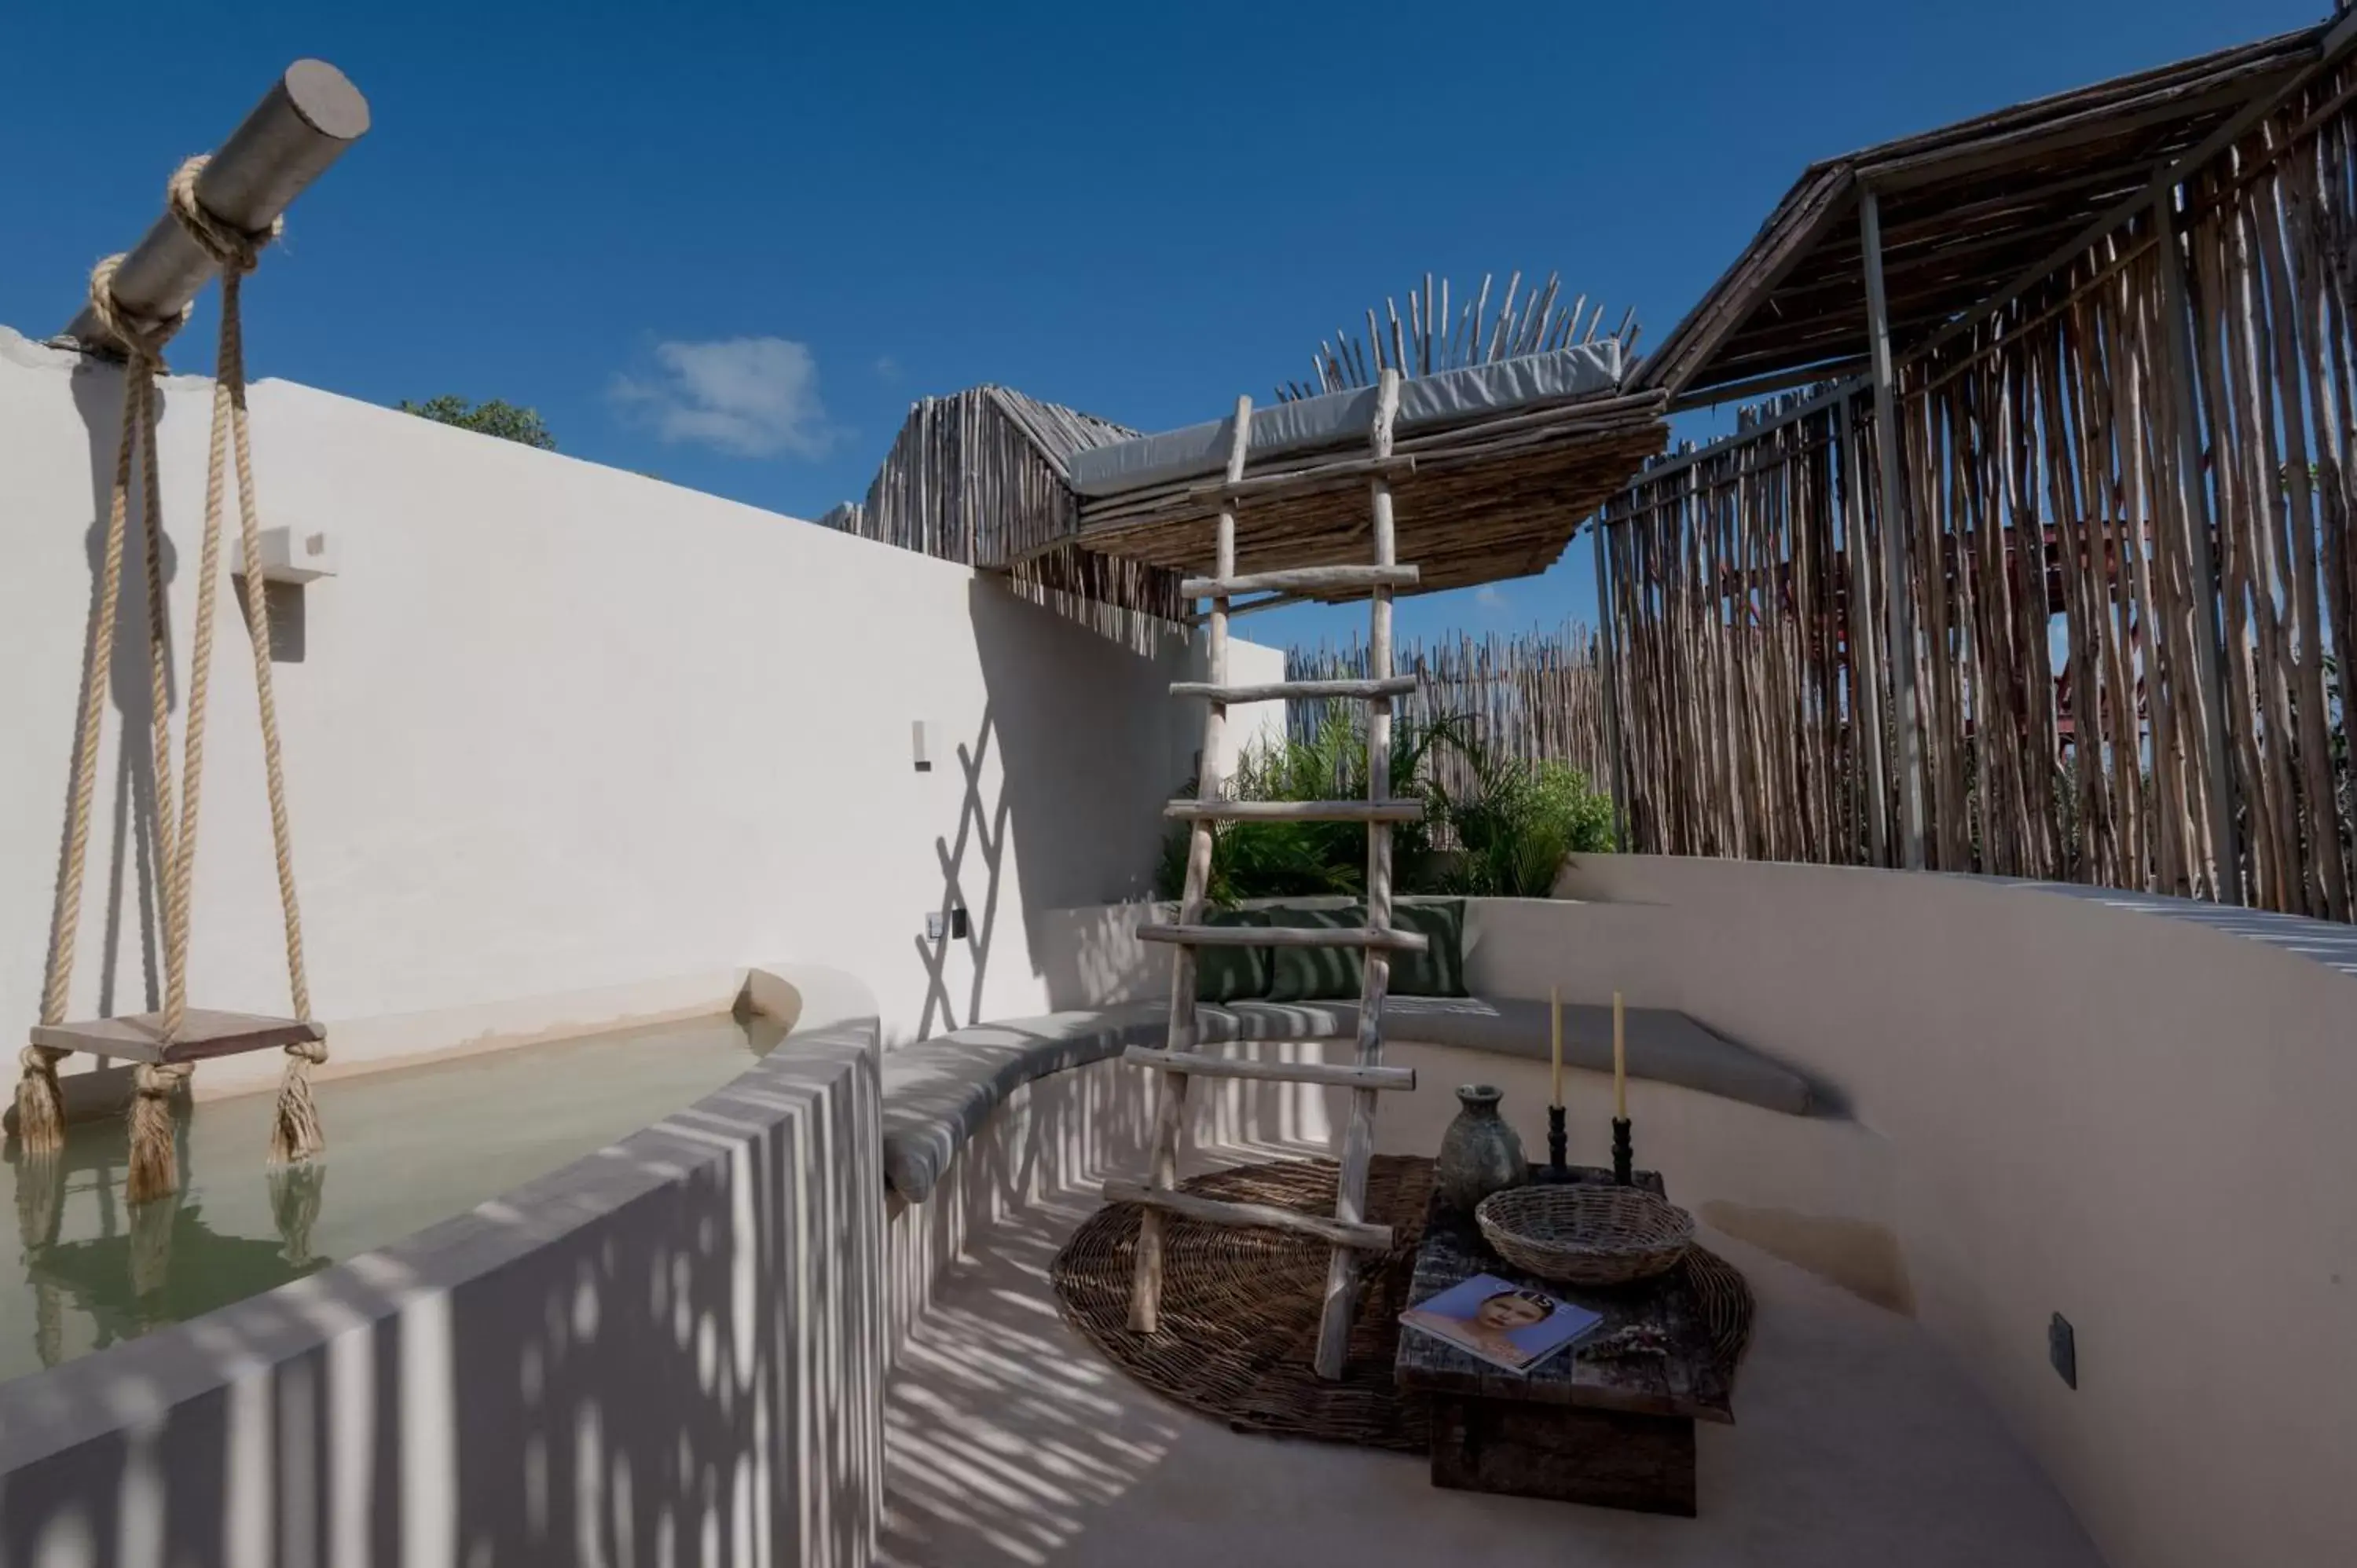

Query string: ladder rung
[1182,564,1420,599]
[1124,1045,1415,1092]
[1171,676,1418,703]
[1138,923,1430,953]
[1182,453,1417,506]
[1165,799,1424,823]
[1103,1178,1395,1251]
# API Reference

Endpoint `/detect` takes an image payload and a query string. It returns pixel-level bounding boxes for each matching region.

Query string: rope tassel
[14,1048,67,1156]
[269,1040,328,1167]
[126,1063,191,1205]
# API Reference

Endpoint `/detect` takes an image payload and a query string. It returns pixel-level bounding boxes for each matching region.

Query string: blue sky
[1,0,2318,653]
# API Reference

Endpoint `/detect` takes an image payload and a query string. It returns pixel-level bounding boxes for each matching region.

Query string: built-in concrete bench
[880,996,1815,1203]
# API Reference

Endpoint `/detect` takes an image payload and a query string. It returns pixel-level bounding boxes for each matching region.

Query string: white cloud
[1474,585,1510,614]
[874,354,901,383]
[610,336,838,459]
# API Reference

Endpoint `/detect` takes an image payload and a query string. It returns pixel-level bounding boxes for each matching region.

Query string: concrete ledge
[0,963,887,1568]
[879,993,1814,1203]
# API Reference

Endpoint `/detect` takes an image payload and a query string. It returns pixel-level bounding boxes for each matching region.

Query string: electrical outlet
[925,911,945,942]
[2048,1313,2077,1389]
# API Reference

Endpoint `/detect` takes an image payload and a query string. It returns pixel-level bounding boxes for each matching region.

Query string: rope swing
[18,155,323,1205]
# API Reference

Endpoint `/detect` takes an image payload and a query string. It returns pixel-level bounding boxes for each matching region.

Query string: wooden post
[1129,395,1252,1333]
[1593,515,1630,850]
[1860,188,1927,870]
[1316,367,1404,1382]
[2151,192,2242,905]
[1838,394,1891,866]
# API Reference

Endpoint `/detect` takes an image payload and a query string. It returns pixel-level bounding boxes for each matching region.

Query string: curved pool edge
[0,962,886,1568]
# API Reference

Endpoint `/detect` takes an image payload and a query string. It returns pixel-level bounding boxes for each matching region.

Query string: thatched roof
[821,385,1189,628]
[1638,21,2334,406]
[827,277,1673,621]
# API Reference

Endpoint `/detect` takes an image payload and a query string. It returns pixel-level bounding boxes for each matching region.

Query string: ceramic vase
[1434,1083,1527,1214]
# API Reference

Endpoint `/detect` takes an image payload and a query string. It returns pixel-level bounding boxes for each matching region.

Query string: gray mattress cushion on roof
[878,991,1811,1202]
[1065,341,1626,499]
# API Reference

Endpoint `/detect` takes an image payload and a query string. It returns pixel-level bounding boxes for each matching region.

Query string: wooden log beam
[1319,367,1406,1383]
[1131,394,1252,1336]
[1170,676,1418,702]
[1593,518,1630,851]
[2151,190,2242,904]
[1184,453,1417,504]
[1164,799,1426,823]
[1138,923,1432,953]
[1103,1179,1395,1251]
[1861,189,1929,870]
[1182,565,1420,599]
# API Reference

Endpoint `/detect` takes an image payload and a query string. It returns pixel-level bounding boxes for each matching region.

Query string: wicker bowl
[1475,1184,1695,1288]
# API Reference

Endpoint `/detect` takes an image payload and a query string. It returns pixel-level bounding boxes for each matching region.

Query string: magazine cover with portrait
[1400,1273,1603,1374]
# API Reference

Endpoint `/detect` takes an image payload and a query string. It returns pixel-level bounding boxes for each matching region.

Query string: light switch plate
[925,911,945,942]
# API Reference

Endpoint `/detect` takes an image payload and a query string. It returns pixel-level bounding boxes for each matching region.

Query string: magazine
[1400,1273,1603,1375]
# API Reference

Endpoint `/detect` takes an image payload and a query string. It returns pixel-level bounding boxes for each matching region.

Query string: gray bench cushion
[879,995,1814,1202]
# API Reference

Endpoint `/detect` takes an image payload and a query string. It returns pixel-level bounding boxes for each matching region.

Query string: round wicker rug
[1051,1155,1754,1454]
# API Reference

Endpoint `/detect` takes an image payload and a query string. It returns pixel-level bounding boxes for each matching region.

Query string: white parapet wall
[1538,857,2357,1568]
[0,324,1282,1093]
[0,963,889,1568]
[1019,873,2355,1568]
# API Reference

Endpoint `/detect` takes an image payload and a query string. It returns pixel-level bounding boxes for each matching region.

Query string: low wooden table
[1393,1166,1732,1517]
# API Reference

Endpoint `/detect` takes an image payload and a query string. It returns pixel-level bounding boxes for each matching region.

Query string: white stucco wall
[1029,874,2355,1568]
[0,965,889,1568]
[0,325,1281,1090]
[1538,859,2357,1568]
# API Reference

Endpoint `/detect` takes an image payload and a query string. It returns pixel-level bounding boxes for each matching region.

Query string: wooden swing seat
[30,1011,323,1067]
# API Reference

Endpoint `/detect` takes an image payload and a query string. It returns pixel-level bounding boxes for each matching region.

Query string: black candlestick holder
[1611,1116,1633,1185]
[1536,1104,1570,1181]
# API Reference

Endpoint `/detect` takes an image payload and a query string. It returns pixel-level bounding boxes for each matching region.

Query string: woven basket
[1475,1184,1695,1288]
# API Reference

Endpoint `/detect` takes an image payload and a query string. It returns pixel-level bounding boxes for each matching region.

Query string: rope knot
[166,156,280,276]
[132,1061,194,1100]
[85,255,188,367]
[284,1037,328,1067]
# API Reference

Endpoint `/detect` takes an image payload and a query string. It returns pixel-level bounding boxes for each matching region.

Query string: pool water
[1,1009,786,1384]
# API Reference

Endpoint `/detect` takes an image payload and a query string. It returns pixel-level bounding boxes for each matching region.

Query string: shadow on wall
[915,709,1010,1040]
[880,1054,1338,1562]
[907,580,1179,1038]
[0,1028,885,1568]
[48,361,181,1026]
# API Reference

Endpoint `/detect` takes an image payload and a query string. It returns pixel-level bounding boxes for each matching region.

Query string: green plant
[399,395,557,450]
[1434,757,1616,897]
[1152,713,1615,903]
[1153,716,1454,903]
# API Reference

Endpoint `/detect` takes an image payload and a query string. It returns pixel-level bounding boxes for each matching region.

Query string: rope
[125,1061,194,1207]
[17,255,191,1155]
[20,153,319,1183]
[159,154,321,1164]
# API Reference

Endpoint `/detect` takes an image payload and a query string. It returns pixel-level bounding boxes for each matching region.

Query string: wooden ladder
[1114,368,1424,1381]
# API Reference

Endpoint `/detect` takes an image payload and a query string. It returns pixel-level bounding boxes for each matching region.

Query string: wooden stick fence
[1287,625,1615,804]
[1597,61,2357,921]
[821,385,1188,647]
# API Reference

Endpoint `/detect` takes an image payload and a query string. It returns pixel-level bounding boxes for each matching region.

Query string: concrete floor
[881,1192,2104,1568]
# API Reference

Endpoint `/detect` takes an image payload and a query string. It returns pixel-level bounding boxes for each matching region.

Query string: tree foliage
[398,395,556,451]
